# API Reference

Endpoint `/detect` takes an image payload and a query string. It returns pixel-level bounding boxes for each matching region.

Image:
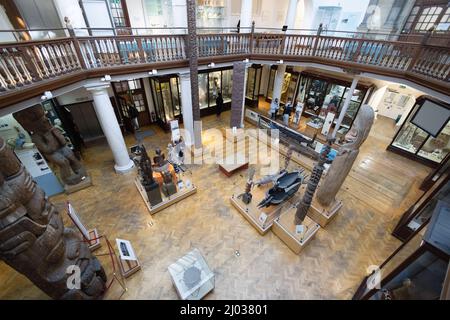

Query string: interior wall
[53,0,89,36]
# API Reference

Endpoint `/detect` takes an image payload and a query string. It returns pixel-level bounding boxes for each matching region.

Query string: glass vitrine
[245,64,262,108]
[197,67,233,116]
[388,97,450,167]
[150,75,182,131]
[354,200,450,300]
[265,66,299,106]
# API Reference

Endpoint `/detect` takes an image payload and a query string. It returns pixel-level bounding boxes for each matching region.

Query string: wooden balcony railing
[0,30,449,107]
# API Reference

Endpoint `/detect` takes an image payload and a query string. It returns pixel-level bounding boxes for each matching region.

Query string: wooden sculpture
[316,105,375,207]
[13,105,87,186]
[0,137,106,299]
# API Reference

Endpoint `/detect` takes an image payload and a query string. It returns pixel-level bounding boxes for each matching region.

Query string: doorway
[112,79,150,133]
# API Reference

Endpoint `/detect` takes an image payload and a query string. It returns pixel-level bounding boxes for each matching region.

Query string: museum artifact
[138,145,163,206]
[316,105,375,207]
[153,147,168,168]
[295,139,333,225]
[161,170,177,197]
[238,167,256,205]
[183,266,202,289]
[0,137,106,300]
[257,170,306,208]
[13,105,87,186]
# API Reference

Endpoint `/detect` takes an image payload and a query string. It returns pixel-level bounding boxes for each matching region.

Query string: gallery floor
[0,110,431,300]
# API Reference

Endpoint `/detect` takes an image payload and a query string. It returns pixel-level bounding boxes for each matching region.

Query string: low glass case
[168,248,215,300]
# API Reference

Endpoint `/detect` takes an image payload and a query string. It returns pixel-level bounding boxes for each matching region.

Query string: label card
[295,224,305,235]
[259,213,268,225]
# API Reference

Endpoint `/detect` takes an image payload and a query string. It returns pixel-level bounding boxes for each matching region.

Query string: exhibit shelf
[230,185,301,235]
[135,177,197,215]
[272,205,321,255]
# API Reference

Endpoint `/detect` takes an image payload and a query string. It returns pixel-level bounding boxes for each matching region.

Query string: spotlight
[148,69,158,75]
[41,91,53,101]
[208,62,215,68]
[243,58,249,63]
[277,59,284,64]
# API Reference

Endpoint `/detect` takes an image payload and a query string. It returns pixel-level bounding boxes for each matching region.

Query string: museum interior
[0,0,449,301]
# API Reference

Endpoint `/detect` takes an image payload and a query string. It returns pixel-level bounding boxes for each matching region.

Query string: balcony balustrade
[0,28,448,107]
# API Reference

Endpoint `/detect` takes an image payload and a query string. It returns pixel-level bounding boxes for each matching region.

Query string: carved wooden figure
[0,137,106,299]
[316,105,375,207]
[13,105,87,186]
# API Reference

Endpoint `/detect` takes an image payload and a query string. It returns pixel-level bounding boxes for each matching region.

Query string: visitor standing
[270,98,279,120]
[128,103,140,132]
[293,100,304,125]
[216,92,224,118]
[283,99,293,125]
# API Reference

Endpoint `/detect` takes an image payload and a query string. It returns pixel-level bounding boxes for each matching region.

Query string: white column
[240,0,253,32]
[271,0,299,103]
[272,64,286,104]
[332,77,359,138]
[285,0,299,33]
[86,84,135,174]
[179,72,195,147]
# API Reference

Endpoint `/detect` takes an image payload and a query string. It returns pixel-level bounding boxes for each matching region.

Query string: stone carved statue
[0,137,106,299]
[13,105,87,186]
[139,145,162,206]
[316,105,375,207]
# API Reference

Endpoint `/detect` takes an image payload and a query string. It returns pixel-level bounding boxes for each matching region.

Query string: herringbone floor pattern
[0,112,430,300]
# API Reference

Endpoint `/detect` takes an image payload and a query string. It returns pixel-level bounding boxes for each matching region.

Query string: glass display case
[393,172,449,242]
[265,66,300,105]
[168,248,215,300]
[198,67,233,116]
[353,200,450,300]
[295,72,369,134]
[149,75,182,131]
[245,64,262,108]
[388,97,450,167]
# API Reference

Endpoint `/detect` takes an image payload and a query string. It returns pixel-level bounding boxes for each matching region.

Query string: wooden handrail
[0,32,448,108]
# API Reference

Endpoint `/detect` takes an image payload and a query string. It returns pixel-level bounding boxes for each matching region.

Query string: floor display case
[353,200,450,300]
[168,248,215,300]
[272,200,321,254]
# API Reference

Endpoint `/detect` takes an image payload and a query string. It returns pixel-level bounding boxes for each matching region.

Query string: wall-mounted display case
[149,75,182,131]
[198,66,233,116]
[388,97,450,168]
[245,64,262,108]
[265,66,300,105]
[353,200,450,300]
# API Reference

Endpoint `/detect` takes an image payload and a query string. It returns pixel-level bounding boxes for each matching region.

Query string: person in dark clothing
[216,92,224,118]
[128,104,140,131]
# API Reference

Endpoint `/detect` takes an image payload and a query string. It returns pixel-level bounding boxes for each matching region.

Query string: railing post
[312,23,323,56]
[65,17,87,69]
[249,21,255,55]
[17,47,42,82]
[407,29,432,72]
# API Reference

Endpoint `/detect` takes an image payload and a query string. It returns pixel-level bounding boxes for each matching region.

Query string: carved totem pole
[13,105,87,186]
[139,145,162,206]
[295,140,333,225]
[0,137,106,299]
[315,105,375,208]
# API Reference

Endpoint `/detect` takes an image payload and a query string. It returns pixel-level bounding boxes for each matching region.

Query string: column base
[114,160,135,174]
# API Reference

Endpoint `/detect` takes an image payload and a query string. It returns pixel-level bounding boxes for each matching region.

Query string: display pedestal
[168,248,215,300]
[64,175,93,194]
[87,228,101,251]
[221,127,246,144]
[135,177,197,215]
[272,205,320,254]
[219,152,248,177]
[308,197,342,227]
[230,186,299,235]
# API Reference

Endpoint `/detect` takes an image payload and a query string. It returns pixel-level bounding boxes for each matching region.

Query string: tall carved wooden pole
[186,0,202,149]
[0,137,106,299]
[295,139,333,225]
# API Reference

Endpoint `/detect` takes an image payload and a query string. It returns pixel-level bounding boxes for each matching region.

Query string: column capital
[178,71,191,80]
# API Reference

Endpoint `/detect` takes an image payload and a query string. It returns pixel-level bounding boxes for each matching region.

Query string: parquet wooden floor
[0,111,431,300]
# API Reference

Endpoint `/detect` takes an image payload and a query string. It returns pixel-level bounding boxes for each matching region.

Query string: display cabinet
[245,64,262,108]
[393,172,449,242]
[295,72,369,134]
[265,66,300,105]
[198,66,233,116]
[353,200,450,300]
[149,75,182,131]
[388,97,450,168]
